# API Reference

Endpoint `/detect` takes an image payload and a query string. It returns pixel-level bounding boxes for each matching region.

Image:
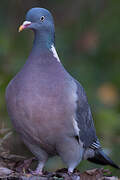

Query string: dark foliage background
[0,0,120,177]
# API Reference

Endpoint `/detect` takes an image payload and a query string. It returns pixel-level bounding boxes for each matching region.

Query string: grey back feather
[74,79,98,149]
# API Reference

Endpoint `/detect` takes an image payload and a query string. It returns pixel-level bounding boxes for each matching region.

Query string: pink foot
[29,161,45,176]
[29,169,43,176]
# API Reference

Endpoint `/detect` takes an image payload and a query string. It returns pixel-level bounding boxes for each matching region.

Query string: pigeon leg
[57,137,84,174]
[31,161,45,175]
[23,140,48,175]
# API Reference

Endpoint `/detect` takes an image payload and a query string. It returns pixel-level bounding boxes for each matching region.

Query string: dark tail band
[88,149,120,169]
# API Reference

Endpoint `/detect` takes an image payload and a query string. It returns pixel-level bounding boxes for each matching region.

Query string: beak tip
[18,25,23,32]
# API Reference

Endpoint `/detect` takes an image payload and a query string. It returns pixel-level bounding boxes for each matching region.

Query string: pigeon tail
[88,149,120,169]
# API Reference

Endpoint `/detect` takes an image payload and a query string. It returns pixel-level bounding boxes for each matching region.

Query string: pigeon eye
[40,16,45,22]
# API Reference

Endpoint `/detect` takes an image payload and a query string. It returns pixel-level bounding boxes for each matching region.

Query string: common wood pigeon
[6,8,119,175]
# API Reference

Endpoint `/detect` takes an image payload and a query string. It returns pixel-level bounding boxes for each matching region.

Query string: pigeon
[5,8,119,174]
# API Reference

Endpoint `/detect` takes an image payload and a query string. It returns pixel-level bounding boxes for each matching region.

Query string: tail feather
[88,149,120,169]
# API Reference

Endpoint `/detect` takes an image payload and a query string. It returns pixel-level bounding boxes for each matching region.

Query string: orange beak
[19,21,32,32]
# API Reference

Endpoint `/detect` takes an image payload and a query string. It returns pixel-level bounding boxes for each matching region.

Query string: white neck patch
[50,45,60,62]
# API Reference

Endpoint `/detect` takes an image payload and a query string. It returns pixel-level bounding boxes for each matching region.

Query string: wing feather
[74,79,98,149]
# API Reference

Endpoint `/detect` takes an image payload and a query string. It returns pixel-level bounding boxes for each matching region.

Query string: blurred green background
[0,0,120,177]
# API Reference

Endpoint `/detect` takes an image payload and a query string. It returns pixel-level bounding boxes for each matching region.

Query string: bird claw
[68,171,73,176]
[29,168,43,176]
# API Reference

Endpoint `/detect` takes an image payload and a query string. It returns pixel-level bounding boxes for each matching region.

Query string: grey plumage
[5,8,119,174]
[75,79,97,148]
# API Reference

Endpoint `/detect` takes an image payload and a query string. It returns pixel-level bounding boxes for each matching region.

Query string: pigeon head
[19,8,55,49]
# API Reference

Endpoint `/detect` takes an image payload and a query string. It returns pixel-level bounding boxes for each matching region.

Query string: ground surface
[0,155,118,180]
